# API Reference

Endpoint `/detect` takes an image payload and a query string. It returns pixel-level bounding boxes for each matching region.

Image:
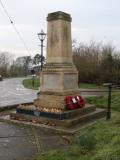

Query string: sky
[0,0,120,58]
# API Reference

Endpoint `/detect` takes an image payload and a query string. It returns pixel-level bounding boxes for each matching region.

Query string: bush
[76,132,96,153]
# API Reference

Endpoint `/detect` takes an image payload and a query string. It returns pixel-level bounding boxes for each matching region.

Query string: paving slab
[38,135,68,151]
[0,121,36,160]
[0,120,68,160]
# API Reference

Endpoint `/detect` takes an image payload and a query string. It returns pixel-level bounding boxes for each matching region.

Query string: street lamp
[37,29,46,71]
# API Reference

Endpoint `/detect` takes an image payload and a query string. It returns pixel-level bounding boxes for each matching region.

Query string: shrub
[76,132,96,153]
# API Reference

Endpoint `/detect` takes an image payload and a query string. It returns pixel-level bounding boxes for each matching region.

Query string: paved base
[11,104,106,134]
[0,119,68,160]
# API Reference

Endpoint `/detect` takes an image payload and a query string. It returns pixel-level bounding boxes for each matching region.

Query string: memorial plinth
[13,11,106,134]
[34,11,79,110]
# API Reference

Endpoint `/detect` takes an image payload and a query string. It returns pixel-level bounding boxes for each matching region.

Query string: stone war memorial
[12,11,106,133]
[34,11,79,110]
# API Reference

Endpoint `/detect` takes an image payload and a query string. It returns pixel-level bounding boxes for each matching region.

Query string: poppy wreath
[75,95,85,108]
[64,95,85,110]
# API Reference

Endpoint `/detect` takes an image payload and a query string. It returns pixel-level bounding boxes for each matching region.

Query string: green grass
[33,92,120,160]
[85,92,120,112]
[23,77,40,90]
[33,112,120,160]
[79,83,104,89]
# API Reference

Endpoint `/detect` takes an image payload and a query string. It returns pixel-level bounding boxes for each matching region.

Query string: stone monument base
[36,62,79,110]
[40,63,78,94]
[34,92,80,110]
[11,104,106,134]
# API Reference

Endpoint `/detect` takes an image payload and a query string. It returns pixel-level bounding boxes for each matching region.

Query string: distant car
[0,75,3,81]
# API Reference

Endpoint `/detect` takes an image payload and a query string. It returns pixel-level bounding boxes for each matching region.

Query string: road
[80,88,107,97]
[0,77,37,107]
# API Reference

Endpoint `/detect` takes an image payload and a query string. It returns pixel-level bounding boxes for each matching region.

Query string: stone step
[62,104,96,119]
[63,108,106,128]
[11,108,106,129]
[40,108,105,128]
[16,104,96,120]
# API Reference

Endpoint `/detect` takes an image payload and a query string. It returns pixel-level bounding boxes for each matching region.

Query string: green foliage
[85,92,120,112]
[79,83,104,89]
[76,132,96,152]
[85,96,107,109]
[22,77,40,90]
[111,93,120,112]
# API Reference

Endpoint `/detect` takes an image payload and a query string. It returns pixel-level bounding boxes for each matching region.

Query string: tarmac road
[0,77,38,107]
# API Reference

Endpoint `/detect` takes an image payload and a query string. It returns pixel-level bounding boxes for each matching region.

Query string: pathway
[0,120,68,160]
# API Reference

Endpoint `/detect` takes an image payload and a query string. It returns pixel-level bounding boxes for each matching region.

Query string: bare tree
[0,52,13,77]
[14,56,32,76]
[73,41,120,84]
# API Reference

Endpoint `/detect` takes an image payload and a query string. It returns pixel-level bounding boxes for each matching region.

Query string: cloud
[0,0,120,56]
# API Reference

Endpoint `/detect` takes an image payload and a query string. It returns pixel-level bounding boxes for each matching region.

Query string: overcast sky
[0,0,120,58]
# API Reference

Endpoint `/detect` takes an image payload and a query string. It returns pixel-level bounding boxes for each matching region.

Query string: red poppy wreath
[64,95,85,110]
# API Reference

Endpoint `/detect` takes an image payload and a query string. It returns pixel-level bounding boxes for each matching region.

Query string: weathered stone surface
[40,11,79,94]
[34,95,67,109]
[47,11,72,64]
[12,107,106,132]
[64,74,78,89]
[35,11,79,109]
[41,63,79,94]
[47,11,72,22]
[43,74,60,90]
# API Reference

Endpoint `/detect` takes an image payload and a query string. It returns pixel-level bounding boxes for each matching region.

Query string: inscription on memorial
[43,74,60,90]
[64,74,77,89]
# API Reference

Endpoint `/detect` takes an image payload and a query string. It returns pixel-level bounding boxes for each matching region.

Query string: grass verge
[33,112,120,160]
[85,92,120,112]
[23,77,40,90]
[79,83,104,89]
